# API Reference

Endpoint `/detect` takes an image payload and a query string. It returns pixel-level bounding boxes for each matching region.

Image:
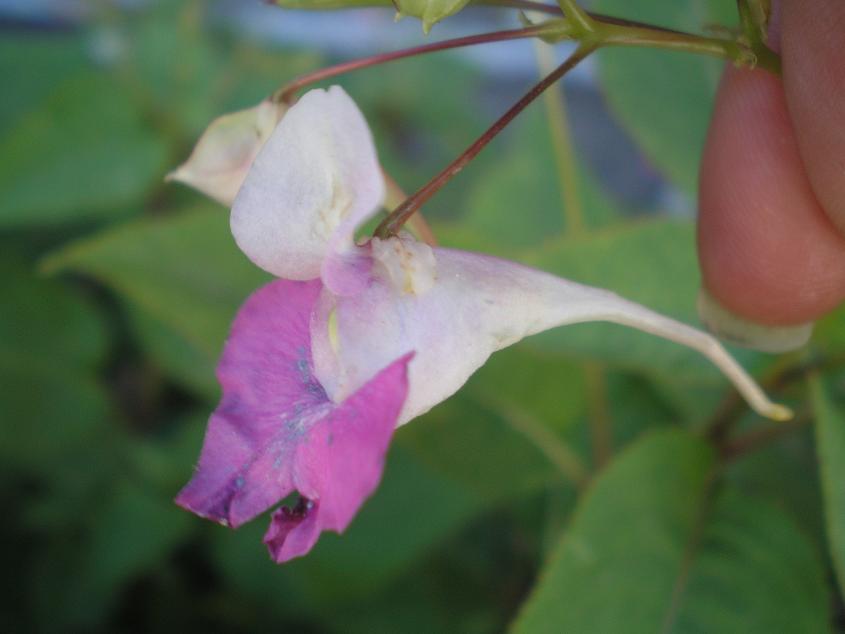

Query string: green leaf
[511,429,829,634]
[0,33,89,135]
[31,479,193,631]
[127,308,219,400]
[400,393,584,499]
[814,305,845,352]
[453,106,619,253]
[0,253,109,474]
[525,218,763,384]
[43,206,269,365]
[394,0,472,32]
[70,481,192,625]
[0,73,169,226]
[468,344,588,436]
[810,374,845,602]
[725,421,824,550]
[0,253,106,369]
[127,2,320,137]
[269,0,469,31]
[592,0,736,194]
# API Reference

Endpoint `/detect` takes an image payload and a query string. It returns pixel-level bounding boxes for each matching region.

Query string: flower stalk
[272,22,571,104]
[374,42,597,238]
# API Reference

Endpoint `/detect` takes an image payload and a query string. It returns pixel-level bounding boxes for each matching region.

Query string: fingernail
[697,287,813,353]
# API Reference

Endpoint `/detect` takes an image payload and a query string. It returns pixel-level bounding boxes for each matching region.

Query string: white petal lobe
[167,100,286,206]
[231,87,385,280]
[312,248,790,425]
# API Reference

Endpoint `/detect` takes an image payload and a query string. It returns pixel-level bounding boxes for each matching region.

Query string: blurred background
[2,0,843,632]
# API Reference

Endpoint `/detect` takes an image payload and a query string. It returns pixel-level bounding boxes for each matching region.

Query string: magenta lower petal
[263,351,412,562]
[175,278,411,562]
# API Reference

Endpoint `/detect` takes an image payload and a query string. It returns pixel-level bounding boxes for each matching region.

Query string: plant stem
[600,22,771,71]
[382,171,438,246]
[493,0,780,72]
[720,413,811,462]
[534,39,585,235]
[493,398,589,489]
[374,43,596,238]
[556,0,594,35]
[584,362,612,469]
[705,353,844,443]
[273,23,569,103]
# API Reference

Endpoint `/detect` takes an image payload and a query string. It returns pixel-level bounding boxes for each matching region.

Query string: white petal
[166,99,286,207]
[231,86,385,281]
[312,246,790,425]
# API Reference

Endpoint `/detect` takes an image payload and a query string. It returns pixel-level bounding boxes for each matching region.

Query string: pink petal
[176,278,412,562]
[175,278,326,527]
[264,351,412,563]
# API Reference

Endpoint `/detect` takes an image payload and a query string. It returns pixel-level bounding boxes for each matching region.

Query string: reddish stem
[374,43,596,238]
[274,24,556,104]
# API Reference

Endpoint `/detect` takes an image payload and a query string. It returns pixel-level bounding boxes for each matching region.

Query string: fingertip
[781,0,845,234]
[698,66,845,326]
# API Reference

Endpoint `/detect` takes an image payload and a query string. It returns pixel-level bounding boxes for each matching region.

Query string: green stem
[492,397,589,489]
[596,20,780,74]
[556,0,594,35]
[584,362,612,469]
[534,40,585,235]
[720,413,811,462]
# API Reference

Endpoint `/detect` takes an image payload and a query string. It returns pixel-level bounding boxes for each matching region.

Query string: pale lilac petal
[312,244,790,424]
[231,86,385,281]
[320,247,373,297]
[167,100,286,206]
[264,352,413,563]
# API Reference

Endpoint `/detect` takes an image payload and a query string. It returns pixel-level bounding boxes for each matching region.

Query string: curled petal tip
[766,403,794,423]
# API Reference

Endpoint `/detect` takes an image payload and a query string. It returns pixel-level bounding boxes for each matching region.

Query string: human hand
[698,0,845,350]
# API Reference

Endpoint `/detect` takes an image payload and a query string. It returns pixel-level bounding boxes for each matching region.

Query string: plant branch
[488,0,687,35]
[720,412,812,462]
[705,352,845,444]
[273,22,568,103]
[534,39,585,235]
[374,43,596,238]
[492,397,590,489]
[382,170,438,246]
[584,362,612,469]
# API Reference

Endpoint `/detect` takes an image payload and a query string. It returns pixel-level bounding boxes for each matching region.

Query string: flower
[176,86,788,563]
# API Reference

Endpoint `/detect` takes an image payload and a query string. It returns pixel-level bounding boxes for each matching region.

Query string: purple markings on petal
[263,351,412,563]
[176,277,412,562]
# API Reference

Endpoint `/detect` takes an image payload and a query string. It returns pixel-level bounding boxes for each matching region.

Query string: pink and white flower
[176,87,787,563]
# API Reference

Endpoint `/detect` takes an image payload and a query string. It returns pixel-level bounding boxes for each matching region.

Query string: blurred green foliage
[2,0,844,632]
